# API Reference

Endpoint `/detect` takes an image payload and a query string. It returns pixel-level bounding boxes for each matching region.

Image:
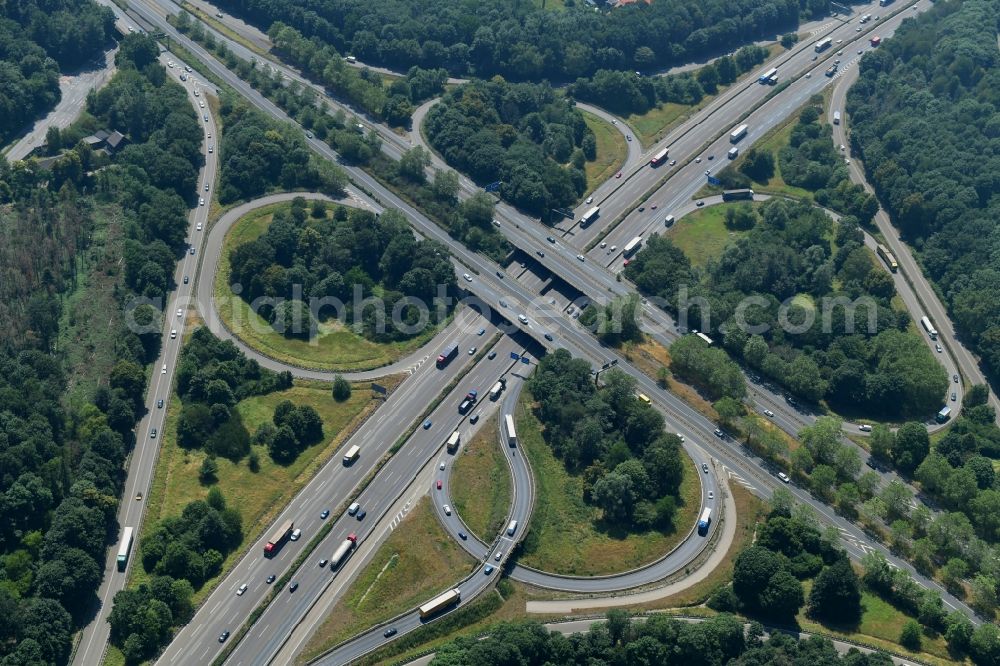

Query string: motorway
[62,0,984,663]
[72,42,220,666]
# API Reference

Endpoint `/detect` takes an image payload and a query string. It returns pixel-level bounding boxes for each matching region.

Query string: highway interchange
[48,0,995,664]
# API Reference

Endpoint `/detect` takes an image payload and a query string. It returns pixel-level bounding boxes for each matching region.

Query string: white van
[664,215,675,226]
[343,444,360,464]
[518,314,528,324]
[348,502,360,516]
[506,520,518,536]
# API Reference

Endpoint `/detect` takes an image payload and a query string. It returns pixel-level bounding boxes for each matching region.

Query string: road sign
[510,351,520,360]
[371,383,387,395]
[707,175,721,186]
[521,356,531,364]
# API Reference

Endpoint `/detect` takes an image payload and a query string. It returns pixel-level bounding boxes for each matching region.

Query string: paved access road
[72,45,219,666]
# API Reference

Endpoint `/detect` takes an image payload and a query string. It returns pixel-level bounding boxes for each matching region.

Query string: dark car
[320,509,330,519]
[157,399,164,409]
[183,275,189,284]
[546,236,555,243]
[458,531,468,540]
[289,581,299,592]
[383,627,398,638]
[218,631,230,643]
[423,419,432,429]
[544,333,554,341]
[356,510,367,520]
[266,574,276,584]
[487,351,497,360]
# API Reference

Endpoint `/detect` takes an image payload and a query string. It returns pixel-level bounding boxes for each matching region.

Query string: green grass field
[298,497,477,663]
[135,378,375,602]
[582,111,628,195]
[450,413,513,539]
[665,204,750,268]
[214,203,442,371]
[516,393,702,576]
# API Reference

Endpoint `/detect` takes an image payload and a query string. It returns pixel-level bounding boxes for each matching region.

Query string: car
[610,245,617,252]
[458,531,468,540]
[858,49,863,55]
[423,419,432,429]
[669,159,677,166]
[170,328,177,339]
[204,183,210,192]
[440,461,446,470]
[356,510,367,520]
[189,247,195,255]
[812,55,818,61]
[708,491,714,500]
[319,559,328,567]
[777,472,791,483]
[845,159,851,165]
[492,219,501,227]
[856,26,862,31]
[484,565,495,575]
[306,131,313,139]
[150,428,157,439]
[838,50,844,56]
[546,236,556,244]
[705,169,711,176]
[157,399,164,409]
[176,308,183,317]
[951,392,957,402]
[266,574,276,584]
[348,502,360,516]
[207,132,212,138]
[468,346,477,355]
[702,463,709,474]
[319,509,330,520]
[289,582,299,592]
[626,135,632,141]
[875,15,880,20]
[161,364,167,374]
[185,65,192,73]
[194,90,200,97]
[576,254,585,262]
[199,101,205,108]
[651,204,657,209]
[383,628,397,638]
[196,222,203,231]
[544,332,554,341]
[837,39,843,44]
[518,314,529,324]
[714,428,724,438]
[183,275,189,284]
[207,145,213,153]
[494,550,503,561]
[498,299,508,308]
[707,154,714,160]
[586,196,594,204]
[805,72,812,78]
[204,114,208,122]
[167,60,175,68]
[470,412,480,424]
[436,480,442,490]
[135,491,143,501]
[835,59,841,65]
[463,273,472,282]
[496,270,505,279]
[840,144,846,151]
[487,351,497,360]
[935,344,943,353]
[616,172,622,178]
[763,409,774,418]
[443,505,451,515]
[859,424,873,432]
[600,241,607,248]
[219,631,230,643]
[954,374,959,383]
[536,250,545,258]
[179,73,187,81]
[237,584,248,596]
[695,157,702,163]
[696,200,705,207]
[639,206,645,212]
[290,528,302,540]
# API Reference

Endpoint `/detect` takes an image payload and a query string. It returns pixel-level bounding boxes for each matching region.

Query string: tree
[733,545,784,611]
[972,623,1000,666]
[199,456,219,484]
[808,558,862,625]
[760,569,805,619]
[332,375,351,402]
[398,146,431,182]
[870,424,894,461]
[591,471,636,522]
[900,619,922,651]
[714,396,743,428]
[892,422,930,472]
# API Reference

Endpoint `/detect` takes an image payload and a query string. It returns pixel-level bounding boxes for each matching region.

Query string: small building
[105,131,127,152]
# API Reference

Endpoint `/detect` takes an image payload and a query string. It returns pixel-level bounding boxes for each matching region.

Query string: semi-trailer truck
[727,147,739,159]
[419,589,461,618]
[826,64,838,77]
[329,533,358,569]
[650,148,669,166]
[729,124,748,143]
[697,508,712,535]
[446,431,460,453]
[489,379,506,400]
[264,520,294,557]
[436,344,458,368]
[721,189,754,201]
[459,389,478,414]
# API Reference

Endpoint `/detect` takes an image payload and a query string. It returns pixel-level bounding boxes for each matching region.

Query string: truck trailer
[329,533,358,569]
[264,520,294,557]
[436,344,458,368]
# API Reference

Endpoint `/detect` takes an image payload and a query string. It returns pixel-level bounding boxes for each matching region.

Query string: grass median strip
[450,412,513,540]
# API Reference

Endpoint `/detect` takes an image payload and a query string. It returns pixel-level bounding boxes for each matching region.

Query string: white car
[196,222,203,231]
[763,409,774,418]
[204,184,209,191]
[777,472,790,483]
[290,528,302,540]
[199,101,205,108]
[237,584,247,596]
[494,550,503,561]
[170,329,177,339]
[576,254,585,262]
[207,132,212,138]
[600,242,607,248]
[440,461,446,470]
[708,491,714,500]
[610,245,617,252]
[176,308,183,317]
[463,273,472,282]
[161,364,167,374]
[805,72,811,78]
[167,60,175,68]
[859,424,873,432]
[586,196,594,204]
[194,89,200,97]
[443,505,451,515]
[199,198,205,206]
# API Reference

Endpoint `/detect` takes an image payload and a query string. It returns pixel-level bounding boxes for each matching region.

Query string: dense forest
[526,350,685,533]
[625,198,947,418]
[0,0,115,147]
[217,99,346,203]
[569,45,769,117]
[0,33,202,664]
[425,79,591,220]
[847,0,1000,383]
[228,200,458,343]
[213,0,822,81]
[431,612,897,666]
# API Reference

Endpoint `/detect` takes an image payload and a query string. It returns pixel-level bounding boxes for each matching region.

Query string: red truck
[436,344,458,368]
[264,520,294,557]
[870,35,881,47]
[459,389,478,414]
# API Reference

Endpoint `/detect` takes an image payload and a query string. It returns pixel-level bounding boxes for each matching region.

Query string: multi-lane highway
[61,1,988,663]
[72,46,219,666]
